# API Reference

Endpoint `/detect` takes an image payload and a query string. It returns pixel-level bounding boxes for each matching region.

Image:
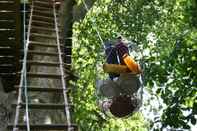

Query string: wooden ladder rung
[22,60,70,67]
[24,61,60,66]
[0,65,15,73]
[21,50,61,56]
[14,86,66,92]
[33,6,53,12]
[30,33,62,39]
[33,9,53,17]
[0,56,15,62]
[33,3,53,9]
[18,72,64,79]
[29,41,63,48]
[19,60,74,77]
[0,73,16,77]
[31,26,58,32]
[7,124,78,130]
[12,103,70,109]
[31,20,61,28]
[34,1,53,7]
[32,15,54,22]
[34,0,51,2]
[32,20,55,27]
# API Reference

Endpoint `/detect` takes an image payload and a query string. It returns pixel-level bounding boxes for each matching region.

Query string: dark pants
[105,47,120,80]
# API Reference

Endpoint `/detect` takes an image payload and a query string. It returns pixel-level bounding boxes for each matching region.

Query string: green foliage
[71,0,197,130]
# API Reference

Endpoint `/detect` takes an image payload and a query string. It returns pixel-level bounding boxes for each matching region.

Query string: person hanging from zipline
[104,41,120,80]
[97,36,142,118]
[104,36,142,75]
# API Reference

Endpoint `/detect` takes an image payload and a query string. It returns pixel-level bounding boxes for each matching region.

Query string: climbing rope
[13,1,33,131]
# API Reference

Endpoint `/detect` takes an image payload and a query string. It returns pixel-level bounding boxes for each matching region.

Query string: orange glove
[123,54,142,74]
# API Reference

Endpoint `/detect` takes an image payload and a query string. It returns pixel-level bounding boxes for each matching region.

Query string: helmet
[109,95,137,118]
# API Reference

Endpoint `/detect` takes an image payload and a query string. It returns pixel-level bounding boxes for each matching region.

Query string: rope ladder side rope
[53,1,72,131]
[13,1,34,131]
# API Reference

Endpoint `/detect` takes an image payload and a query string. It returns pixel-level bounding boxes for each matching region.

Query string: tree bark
[73,0,97,22]
[58,0,96,65]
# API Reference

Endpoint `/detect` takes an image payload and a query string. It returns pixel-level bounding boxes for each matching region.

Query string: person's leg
[99,80,121,97]
[105,47,120,79]
[117,73,141,95]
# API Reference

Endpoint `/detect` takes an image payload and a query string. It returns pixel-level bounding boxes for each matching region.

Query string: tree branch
[73,0,97,22]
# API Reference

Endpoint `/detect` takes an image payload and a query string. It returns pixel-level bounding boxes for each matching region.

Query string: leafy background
[70,0,197,130]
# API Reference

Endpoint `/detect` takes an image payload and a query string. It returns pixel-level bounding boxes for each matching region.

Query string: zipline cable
[139,52,145,107]
[81,0,105,48]
[81,0,107,102]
